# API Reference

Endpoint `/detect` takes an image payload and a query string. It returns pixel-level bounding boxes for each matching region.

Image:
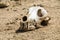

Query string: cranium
[16,6,51,32]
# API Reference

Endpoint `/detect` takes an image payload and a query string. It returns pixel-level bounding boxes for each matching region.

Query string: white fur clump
[28,6,48,22]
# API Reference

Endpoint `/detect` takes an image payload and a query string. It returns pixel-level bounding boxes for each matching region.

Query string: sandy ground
[0,0,60,40]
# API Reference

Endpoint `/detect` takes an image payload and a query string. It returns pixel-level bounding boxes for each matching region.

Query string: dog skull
[16,6,51,32]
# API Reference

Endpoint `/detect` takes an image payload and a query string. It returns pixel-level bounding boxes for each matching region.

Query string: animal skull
[16,6,51,32]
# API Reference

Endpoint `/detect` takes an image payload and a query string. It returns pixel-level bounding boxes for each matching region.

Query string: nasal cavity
[22,16,27,21]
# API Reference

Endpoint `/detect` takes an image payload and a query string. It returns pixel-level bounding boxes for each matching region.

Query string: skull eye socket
[37,9,43,17]
[22,16,27,21]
